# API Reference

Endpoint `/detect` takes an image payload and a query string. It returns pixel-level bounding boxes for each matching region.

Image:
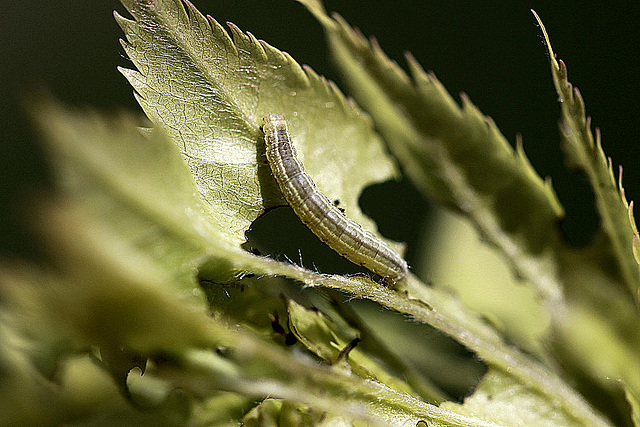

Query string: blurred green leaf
[298,0,567,305]
[420,208,550,358]
[287,299,418,396]
[242,399,329,427]
[626,387,640,427]
[32,99,250,286]
[443,369,592,427]
[0,101,242,423]
[530,13,640,425]
[533,11,640,299]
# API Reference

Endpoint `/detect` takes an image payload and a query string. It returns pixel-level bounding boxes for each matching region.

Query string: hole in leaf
[245,206,369,277]
[359,178,432,267]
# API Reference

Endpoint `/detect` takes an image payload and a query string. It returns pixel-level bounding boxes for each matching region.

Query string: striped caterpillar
[262,113,408,285]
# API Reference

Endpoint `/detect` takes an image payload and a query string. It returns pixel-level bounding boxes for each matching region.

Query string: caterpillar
[262,113,408,285]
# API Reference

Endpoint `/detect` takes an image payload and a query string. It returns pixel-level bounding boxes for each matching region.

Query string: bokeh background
[1,0,638,269]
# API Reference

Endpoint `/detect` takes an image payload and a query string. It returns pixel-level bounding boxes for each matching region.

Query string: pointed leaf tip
[537,6,640,295]
[301,0,570,305]
[117,0,399,260]
[532,10,556,64]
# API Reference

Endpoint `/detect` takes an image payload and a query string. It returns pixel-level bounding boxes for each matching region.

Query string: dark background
[1,1,638,264]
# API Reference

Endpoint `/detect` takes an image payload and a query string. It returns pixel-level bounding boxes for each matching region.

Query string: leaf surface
[116,0,398,246]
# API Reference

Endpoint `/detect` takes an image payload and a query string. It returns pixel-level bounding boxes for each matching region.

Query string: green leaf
[286,299,418,397]
[625,387,640,427]
[26,101,233,350]
[297,0,566,305]
[530,13,640,424]
[114,0,553,375]
[532,11,640,298]
[40,108,234,279]
[0,103,234,423]
[443,369,593,427]
[242,399,328,427]
[421,208,550,357]
[151,348,507,427]
[115,0,398,248]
